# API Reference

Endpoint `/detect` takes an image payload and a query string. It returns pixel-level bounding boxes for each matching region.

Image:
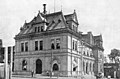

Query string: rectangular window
[35,27,37,32]
[39,40,43,50]
[51,39,55,49]
[75,41,77,51]
[72,40,75,50]
[41,26,44,32]
[25,42,28,52]
[21,43,24,52]
[38,27,40,32]
[56,38,60,49]
[35,41,38,51]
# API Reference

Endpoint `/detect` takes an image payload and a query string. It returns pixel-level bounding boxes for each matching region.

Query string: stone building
[14,4,104,77]
[0,39,4,63]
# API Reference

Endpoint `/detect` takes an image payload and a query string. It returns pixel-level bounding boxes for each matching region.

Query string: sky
[0,0,120,56]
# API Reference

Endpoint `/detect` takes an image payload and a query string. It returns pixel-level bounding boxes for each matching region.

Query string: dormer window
[35,27,37,32]
[72,25,77,32]
[38,27,40,32]
[41,26,44,32]
[35,26,44,32]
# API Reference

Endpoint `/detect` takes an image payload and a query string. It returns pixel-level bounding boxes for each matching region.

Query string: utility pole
[5,47,8,79]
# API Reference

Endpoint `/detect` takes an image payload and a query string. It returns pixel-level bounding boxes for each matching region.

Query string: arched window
[22,60,27,71]
[53,63,59,71]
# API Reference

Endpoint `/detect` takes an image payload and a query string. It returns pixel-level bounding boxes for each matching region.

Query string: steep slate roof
[18,11,71,35]
[81,32,103,47]
[64,10,79,25]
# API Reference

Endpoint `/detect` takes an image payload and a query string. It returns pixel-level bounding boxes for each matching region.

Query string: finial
[38,10,40,13]
[25,20,26,23]
[61,5,62,11]
[74,9,76,13]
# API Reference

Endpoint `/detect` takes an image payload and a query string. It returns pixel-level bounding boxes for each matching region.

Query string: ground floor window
[53,63,59,71]
[22,60,27,71]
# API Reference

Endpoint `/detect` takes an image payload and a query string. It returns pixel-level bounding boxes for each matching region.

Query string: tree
[108,49,120,63]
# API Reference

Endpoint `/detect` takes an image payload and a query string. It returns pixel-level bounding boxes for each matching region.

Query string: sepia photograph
[0,0,120,79]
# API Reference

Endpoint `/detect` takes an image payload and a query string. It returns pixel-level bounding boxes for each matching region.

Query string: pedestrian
[108,76,111,79]
[31,70,34,77]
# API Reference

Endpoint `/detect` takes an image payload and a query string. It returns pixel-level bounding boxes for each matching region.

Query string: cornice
[14,28,82,40]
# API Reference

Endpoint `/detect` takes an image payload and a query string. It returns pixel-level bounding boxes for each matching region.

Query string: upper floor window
[73,25,77,32]
[41,26,44,32]
[75,41,77,51]
[38,27,40,32]
[39,40,43,50]
[35,41,38,51]
[51,38,61,50]
[35,27,37,32]
[25,42,28,52]
[73,41,74,50]
[21,43,24,52]
[35,26,44,32]
[72,40,77,51]
[87,51,89,56]
[56,38,60,49]
[51,39,55,49]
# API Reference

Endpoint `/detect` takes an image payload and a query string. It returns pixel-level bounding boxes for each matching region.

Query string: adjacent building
[0,39,4,63]
[104,63,119,78]
[14,4,104,77]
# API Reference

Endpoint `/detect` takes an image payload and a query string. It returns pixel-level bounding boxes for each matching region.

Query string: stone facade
[14,5,104,77]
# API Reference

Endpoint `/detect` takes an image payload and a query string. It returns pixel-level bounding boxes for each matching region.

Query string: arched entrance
[36,59,42,74]
[53,63,59,71]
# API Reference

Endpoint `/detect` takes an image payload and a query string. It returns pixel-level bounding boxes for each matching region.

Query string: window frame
[51,39,55,49]
[21,43,24,52]
[56,38,60,49]
[35,41,38,51]
[25,42,28,52]
[39,40,43,50]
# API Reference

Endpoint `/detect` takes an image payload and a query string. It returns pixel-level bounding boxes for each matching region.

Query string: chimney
[43,4,47,14]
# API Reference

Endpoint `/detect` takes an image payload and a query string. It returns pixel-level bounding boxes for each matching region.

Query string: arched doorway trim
[36,59,42,74]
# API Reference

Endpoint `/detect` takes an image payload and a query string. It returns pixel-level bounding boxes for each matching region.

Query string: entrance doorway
[36,59,42,74]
